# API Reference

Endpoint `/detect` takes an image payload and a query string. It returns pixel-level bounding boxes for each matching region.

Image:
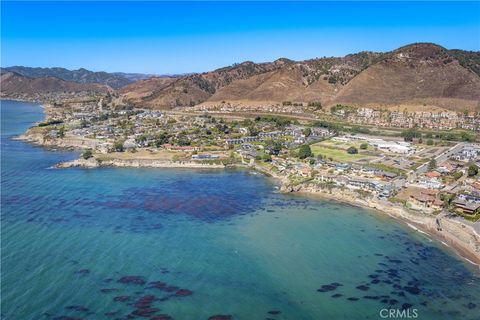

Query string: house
[437,161,455,173]
[226,138,243,145]
[451,145,480,162]
[161,144,198,152]
[343,177,393,197]
[376,171,398,180]
[360,166,377,177]
[311,128,332,137]
[457,192,480,203]
[397,187,442,211]
[471,181,480,191]
[240,144,256,151]
[425,171,442,179]
[240,149,259,159]
[191,154,220,160]
[315,174,336,183]
[335,163,351,172]
[453,198,480,215]
[418,177,444,189]
[242,136,259,143]
[123,138,137,150]
[225,136,259,145]
[409,191,442,210]
[258,131,284,139]
[299,166,312,177]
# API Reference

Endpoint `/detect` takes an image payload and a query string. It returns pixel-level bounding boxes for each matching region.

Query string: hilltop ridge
[119,43,480,111]
[2,43,479,112]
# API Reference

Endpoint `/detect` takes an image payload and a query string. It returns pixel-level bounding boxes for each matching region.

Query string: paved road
[409,142,466,181]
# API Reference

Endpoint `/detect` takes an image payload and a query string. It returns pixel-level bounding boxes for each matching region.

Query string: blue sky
[1,1,479,74]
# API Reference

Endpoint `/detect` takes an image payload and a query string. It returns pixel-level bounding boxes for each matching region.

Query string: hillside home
[453,198,480,215]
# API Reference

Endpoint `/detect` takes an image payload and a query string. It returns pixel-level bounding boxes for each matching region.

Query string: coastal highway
[166,109,321,122]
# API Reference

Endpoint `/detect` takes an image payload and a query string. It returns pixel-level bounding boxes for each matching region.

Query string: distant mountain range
[2,43,480,111]
[1,66,154,89]
[0,71,110,97]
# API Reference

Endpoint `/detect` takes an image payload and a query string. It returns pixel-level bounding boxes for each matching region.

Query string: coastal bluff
[282,182,480,265]
[56,158,226,169]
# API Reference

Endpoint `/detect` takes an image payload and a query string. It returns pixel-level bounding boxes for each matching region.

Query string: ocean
[1,100,479,320]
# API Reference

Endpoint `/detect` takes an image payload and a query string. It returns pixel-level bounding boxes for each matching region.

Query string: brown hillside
[120,60,287,108]
[1,72,109,96]
[208,64,336,103]
[119,52,383,109]
[118,76,176,104]
[332,44,480,111]
[6,43,479,112]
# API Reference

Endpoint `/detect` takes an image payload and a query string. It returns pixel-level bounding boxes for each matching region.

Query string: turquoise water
[1,100,479,320]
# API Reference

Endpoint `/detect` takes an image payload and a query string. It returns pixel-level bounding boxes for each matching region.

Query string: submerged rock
[388,259,402,264]
[356,285,369,291]
[117,276,146,285]
[404,286,421,295]
[466,302,476,309]
[131,307,160,317]
[175,289,193,297]
[150,315,173,320]
[149,281,167,289]
[401,303,413,310]
[317,284,339,292]
[74,269,90,275]
[267,310,281,315]
[64,305,89,312]
[113,296,130,302]
[134,295,156,309]
[331,293,343,298]
[208,315,233,320]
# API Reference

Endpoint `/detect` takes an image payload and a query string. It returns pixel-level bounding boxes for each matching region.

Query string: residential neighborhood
[25,96,480,223]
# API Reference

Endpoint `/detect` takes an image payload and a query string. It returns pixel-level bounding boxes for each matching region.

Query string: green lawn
[457,212,480,222]
[310,145,374,163]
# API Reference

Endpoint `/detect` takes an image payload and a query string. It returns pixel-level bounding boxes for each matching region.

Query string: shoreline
[291,188,480,267]
[54,154,480,267]
[13,101,480,269]
[1,97,42,103]
[55,157,226,169]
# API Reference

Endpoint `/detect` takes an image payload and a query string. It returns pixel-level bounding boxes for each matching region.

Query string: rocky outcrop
[17,132,101,150]
[56,158,226,169]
